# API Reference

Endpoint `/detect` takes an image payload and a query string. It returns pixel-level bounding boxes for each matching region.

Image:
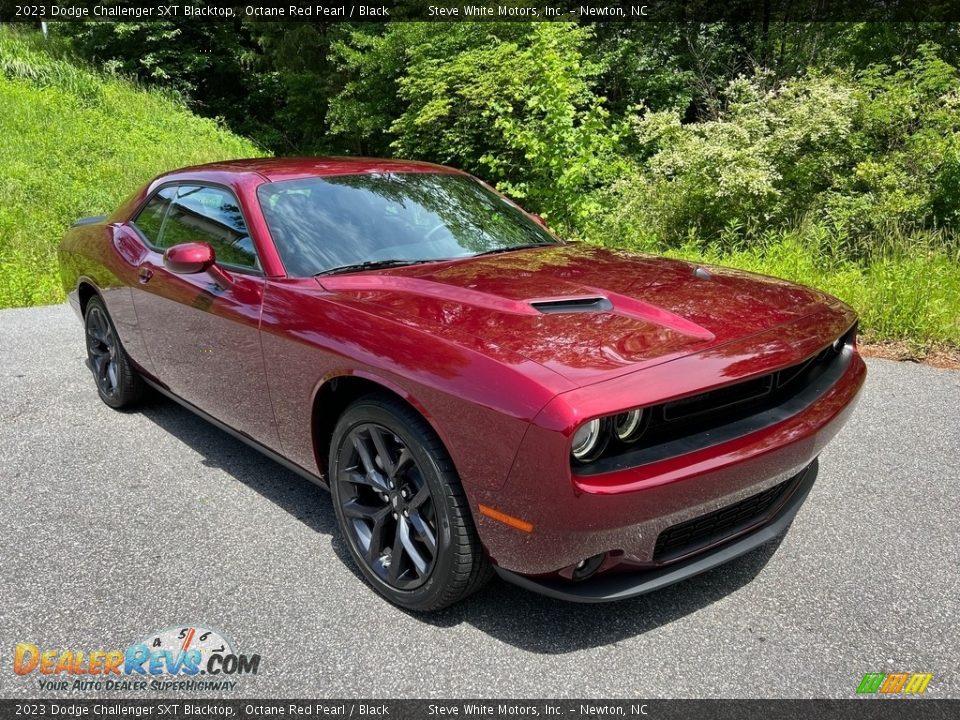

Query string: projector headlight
[571,419,607,462]
[613,408,646,443]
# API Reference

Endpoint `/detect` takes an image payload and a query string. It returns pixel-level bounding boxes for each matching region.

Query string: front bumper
[493,460,816,602]
[470,321,866,578]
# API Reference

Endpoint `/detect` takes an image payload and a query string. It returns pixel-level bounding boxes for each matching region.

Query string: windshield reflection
[257,172,559,276]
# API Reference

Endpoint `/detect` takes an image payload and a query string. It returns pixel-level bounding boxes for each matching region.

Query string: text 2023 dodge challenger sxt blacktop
[59,158,865,610]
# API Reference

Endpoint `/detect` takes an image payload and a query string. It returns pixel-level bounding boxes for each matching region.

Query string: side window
[132,187,176,244]
[160,186,260,271]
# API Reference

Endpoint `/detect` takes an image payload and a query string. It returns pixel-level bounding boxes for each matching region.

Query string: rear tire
[329,394,492,611]
[84,295,144,409]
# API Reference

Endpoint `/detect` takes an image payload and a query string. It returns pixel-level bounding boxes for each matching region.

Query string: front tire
[84,295,144,409]
[329,394,491,611]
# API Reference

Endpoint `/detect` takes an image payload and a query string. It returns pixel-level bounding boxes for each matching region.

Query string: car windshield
[257,172,559,277]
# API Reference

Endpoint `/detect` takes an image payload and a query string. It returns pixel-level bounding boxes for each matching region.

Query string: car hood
[317,243,844,386]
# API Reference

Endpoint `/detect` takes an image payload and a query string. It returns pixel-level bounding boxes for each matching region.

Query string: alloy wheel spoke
[406,509,437,555]
[98,357,112,388]
[352,434,377,475]
[368,426,396,476]
[399,517,429,575]
[391,448,414,480]
[364,506,392,564]
[87,321,108,348]
[342,497,388,520]
[92,354,106,380]
[106,360,118,390]
[343,468,389,495]
[93,311,109,339]
[408,484,430,509]
[87,337,105,355]
[89,312,115,353]
[388,524,405,583]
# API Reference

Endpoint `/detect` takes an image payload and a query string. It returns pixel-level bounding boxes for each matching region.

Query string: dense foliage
[589,47,960,248]
[0,28,261,307]
[5,20,960,345]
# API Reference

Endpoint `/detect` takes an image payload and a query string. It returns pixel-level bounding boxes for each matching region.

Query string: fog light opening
[572,553,606,581]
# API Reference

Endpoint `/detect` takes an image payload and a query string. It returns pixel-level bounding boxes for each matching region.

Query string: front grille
[660,341,841,426]
[652,473,799,562]
[662,373,774,422]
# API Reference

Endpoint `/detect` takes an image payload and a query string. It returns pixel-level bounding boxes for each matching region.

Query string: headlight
[613,408,645,443]
[571,419,607,462]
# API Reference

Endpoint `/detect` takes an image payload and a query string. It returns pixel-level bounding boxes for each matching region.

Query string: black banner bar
[0,700,957,720]
[4,0,960,23]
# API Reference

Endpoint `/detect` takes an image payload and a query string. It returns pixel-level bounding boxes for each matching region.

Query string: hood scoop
[529,296,613,314]
[529,290,715,342]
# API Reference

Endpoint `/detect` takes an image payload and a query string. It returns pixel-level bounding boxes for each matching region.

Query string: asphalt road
[1,303,958,699]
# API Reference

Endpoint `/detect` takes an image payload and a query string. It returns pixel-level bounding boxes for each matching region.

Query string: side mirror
[164,242,215,274]
[163,242,233,287]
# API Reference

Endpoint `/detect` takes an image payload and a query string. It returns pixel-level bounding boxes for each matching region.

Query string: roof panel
[170,156,464,182]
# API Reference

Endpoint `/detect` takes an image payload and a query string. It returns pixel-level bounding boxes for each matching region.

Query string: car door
[129,183,281,450]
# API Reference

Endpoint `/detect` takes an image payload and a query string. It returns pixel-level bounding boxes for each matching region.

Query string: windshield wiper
[471,243,556,258]
[315,259,431,277]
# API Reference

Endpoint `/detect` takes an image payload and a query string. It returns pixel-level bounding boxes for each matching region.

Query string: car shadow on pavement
[140,396,786,655]
[422,540,783,653]
[139,398,340,536]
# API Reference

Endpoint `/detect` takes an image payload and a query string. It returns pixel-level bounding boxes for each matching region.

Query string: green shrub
[588,45,960,257]
[0,28,262,308]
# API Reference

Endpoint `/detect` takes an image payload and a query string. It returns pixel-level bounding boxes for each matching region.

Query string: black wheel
[329,394,492,610]
[84,295,144,409]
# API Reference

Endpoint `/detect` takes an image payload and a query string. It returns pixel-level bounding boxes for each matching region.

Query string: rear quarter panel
[58,222,156,376]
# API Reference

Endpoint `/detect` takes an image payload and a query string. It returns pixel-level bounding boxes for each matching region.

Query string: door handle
[138,266,154,283]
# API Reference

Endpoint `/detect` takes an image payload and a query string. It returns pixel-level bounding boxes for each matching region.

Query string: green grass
[0,28,263,307]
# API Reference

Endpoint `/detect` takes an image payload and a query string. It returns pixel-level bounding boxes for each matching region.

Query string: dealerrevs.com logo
[13,625,260,692]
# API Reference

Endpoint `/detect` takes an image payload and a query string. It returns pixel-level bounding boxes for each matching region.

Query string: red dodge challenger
[59,158,865,610]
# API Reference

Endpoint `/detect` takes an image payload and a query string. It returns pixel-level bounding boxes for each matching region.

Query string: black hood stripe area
[529,297,613,314]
